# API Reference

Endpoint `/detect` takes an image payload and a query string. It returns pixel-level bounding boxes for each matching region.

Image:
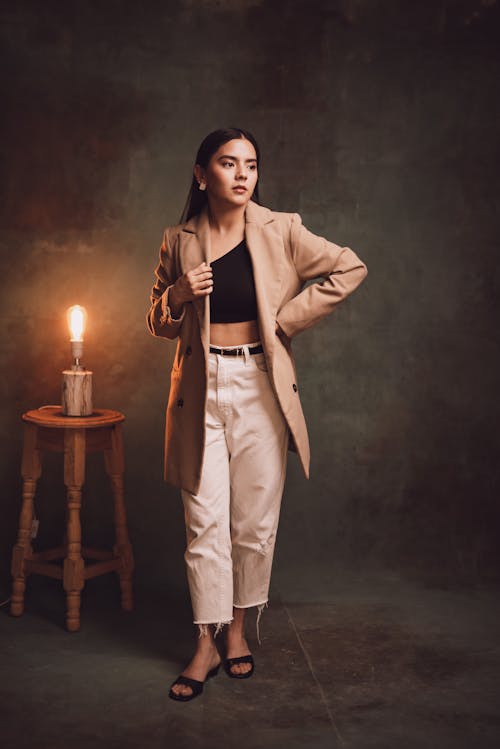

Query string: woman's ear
[193,164,205,188]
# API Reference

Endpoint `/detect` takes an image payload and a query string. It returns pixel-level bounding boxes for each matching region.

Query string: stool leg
[11,424,41,617]
[105,424,134,612]
[63,429,85,632]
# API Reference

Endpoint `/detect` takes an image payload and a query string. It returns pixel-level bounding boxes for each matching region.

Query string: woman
[147,128,367,701]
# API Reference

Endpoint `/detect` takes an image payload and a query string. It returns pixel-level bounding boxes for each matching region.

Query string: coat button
[177,398,184,407]
[292,383,298,392]
[186,346,192,356]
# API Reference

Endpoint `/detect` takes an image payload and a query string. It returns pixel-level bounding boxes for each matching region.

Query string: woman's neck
[207,201,246,236]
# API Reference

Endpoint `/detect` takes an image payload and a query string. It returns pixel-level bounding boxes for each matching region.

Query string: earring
[199,181,206,191]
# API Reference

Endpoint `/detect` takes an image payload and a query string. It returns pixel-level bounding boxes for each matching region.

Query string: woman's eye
[221,160,234,168]
[249,164,257,171]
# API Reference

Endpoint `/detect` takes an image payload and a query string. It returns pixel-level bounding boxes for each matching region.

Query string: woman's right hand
[169,262,213,312]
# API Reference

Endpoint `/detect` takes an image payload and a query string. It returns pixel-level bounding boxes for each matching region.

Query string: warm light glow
[67,305,87,342]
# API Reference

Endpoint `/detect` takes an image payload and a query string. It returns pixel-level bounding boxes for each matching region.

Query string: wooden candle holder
[62,369,93,416]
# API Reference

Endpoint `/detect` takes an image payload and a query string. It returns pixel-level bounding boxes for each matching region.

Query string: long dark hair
[180,127,261,223]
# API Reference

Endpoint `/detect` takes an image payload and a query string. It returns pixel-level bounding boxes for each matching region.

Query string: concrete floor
[1,569,499,749]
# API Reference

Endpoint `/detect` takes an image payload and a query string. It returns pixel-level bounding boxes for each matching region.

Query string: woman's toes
[230,662,250,676]
[172,683,192,697]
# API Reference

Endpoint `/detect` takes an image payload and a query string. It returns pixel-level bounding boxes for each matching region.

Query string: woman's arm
[276,213,368,339]
[147,228,213,340]
[147,229,186,340]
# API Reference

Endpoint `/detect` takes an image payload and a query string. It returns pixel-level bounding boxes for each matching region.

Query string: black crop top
[209,239,258,323]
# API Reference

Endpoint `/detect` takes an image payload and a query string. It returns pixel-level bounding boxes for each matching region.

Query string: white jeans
[181,342,289,641]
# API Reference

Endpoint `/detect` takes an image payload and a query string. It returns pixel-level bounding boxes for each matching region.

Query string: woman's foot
[226,608,253,677]
[170,632,221,699]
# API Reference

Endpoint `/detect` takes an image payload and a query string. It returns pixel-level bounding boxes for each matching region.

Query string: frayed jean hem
[194,619,233,638]
[193,601,269,644]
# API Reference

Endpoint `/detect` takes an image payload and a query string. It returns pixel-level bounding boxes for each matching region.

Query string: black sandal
[224,654,255,679]
[168,663,220,702]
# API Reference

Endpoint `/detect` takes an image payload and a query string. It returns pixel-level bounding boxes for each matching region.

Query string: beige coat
[147,200,368,495]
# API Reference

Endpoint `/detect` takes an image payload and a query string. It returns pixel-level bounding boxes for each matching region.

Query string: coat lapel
[245,201,284,357]
[179,209,211,352]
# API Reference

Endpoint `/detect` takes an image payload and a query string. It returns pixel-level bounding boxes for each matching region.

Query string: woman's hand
[169,262,213,314]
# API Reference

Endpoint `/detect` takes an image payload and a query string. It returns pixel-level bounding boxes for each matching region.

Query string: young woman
[147,128,367,701]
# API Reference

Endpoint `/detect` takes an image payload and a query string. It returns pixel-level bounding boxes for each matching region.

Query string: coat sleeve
[275,213,368,339]
[147,228,186,340]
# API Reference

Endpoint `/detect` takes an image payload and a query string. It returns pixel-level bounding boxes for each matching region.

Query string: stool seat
[11,406,134,631]
[23,407,125,429]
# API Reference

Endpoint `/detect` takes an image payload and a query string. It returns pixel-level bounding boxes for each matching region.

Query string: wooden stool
[10,406,134,632]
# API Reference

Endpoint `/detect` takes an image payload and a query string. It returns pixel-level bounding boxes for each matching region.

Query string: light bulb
[67,305,86,342]
[66,305,87,368]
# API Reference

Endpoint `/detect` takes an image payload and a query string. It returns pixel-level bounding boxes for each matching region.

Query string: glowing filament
[67,305,86,342]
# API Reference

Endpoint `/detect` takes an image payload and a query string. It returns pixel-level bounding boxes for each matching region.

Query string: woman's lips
[233,186,247,193]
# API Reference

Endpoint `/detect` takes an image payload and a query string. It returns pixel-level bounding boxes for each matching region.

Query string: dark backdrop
[1,0,499,598]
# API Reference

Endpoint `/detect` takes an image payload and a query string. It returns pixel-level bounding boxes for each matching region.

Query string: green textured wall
[1,0,499,595]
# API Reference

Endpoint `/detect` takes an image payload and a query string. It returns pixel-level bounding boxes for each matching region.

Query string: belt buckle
[219,346,244,356]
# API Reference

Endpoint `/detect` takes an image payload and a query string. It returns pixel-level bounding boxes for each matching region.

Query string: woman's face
[196,138,258,209]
